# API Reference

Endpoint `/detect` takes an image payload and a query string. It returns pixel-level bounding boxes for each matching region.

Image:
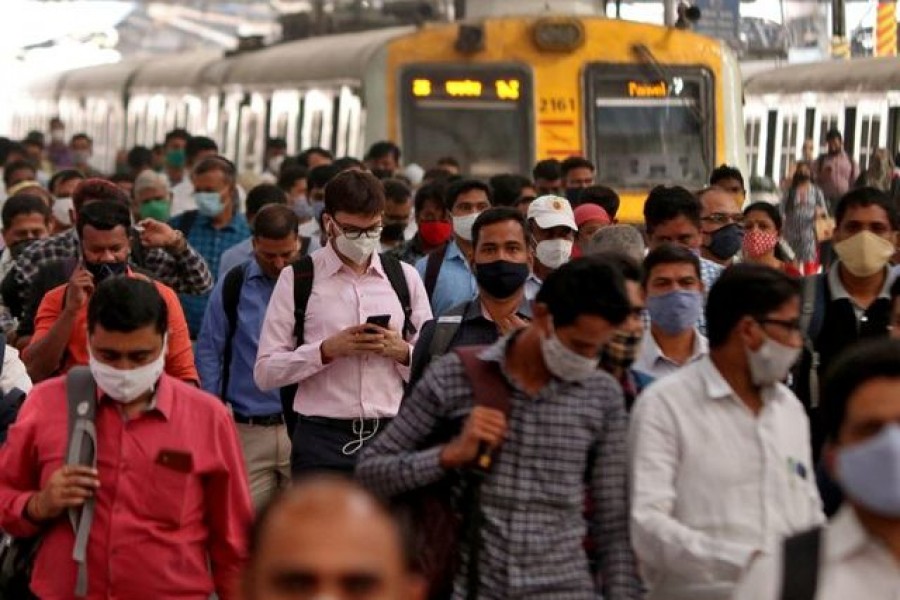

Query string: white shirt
[631,328,708,381]
[733,506,900,600]
[1,345,31,395]
[628,356,825,600]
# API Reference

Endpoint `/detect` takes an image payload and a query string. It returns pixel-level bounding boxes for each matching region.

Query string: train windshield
[400,66,532,178]
[585,65,714,191]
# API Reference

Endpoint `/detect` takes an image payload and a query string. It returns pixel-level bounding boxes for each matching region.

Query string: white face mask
[332,225,381,265]
[747,333,801,387]
[535,239,574,270]
[53,197,74,226]
[452,212,481,242]
[267,155,285,174]
[89,338,166,403]
[540,330,598,381]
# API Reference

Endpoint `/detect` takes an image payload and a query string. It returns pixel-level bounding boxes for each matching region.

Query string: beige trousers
[235,422,291,510]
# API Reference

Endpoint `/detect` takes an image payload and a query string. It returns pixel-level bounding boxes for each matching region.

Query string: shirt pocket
[141,455,192,529]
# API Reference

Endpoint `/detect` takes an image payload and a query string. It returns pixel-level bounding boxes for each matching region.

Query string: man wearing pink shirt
[255,170,431,476]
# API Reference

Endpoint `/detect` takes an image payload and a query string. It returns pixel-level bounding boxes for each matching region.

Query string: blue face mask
[837,424,900,517]
[705,223,744,261]
[646,289,704,335]
[195,191,224,218]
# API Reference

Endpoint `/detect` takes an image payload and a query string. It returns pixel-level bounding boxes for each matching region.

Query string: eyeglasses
[333,220,383,240]
[702,212,745,226]
[756,318,802,332]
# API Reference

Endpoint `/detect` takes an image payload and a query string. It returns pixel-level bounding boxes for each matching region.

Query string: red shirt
[0,374,252,600]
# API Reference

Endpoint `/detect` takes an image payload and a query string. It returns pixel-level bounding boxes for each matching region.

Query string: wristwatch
[165,230,187,254]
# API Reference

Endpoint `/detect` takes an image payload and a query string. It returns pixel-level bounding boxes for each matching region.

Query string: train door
[813,109,842,157]
[237,92,267,175]
[772,107,804,184]
[220,92,244,161]
[269,90,301,155]
[300,89,335,153]
[335,86,364,159]
[853,100,889,171]
[888,106,900,161]
[743,105,767,179]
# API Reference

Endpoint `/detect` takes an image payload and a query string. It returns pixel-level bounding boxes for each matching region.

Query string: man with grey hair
[132,169,172,222]
[586,224,646,263]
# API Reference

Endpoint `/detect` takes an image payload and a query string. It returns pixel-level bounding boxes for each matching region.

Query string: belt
[299,414,389,433]
[233,412,284,426]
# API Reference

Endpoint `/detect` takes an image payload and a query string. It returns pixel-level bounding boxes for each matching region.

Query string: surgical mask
[474,260,529,300]
[333,230,381,265]
[166,148,186,169]
[746,333,801,386]
[88,340,166,404]
[84,260,128,283]
[646,289,703,335]
[293,197,313,220]
[535,239,574,270]
[541,330,598,381]
[834,231,896,277]
[268,155,285,174]
[53,196,74,226]
[50,129,64,144]
[599,329,643,373]
[743,229,779,257]
[453,212,481,242]
[298,220,319,238]
[705,223,744,261]
[73,150,91,165]
[139,199,170,222]
[419,221,452,246]
[195,191,225,218]
[837,424,900,517]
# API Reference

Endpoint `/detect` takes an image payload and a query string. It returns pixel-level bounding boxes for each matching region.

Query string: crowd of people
[0,120,896,599]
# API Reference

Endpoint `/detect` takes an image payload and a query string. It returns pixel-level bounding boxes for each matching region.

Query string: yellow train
[12,14,746,222]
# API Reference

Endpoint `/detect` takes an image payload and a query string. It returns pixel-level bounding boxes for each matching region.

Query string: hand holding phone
[365,314,391,333]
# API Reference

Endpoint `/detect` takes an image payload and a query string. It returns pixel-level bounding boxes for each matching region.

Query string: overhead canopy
[745,56,900,95]
[60,56,149,96]
[129,50,223,92]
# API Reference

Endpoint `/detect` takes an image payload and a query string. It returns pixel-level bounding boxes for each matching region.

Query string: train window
[779,115,799,181]
[585,65,713,191]
[400,66,533,178]
[818,115,840,155]
[858,115,881,171]
[745,118,762,177]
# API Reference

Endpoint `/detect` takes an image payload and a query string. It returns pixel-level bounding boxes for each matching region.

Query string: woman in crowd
[742,201,801,277]
[780,160,826,275]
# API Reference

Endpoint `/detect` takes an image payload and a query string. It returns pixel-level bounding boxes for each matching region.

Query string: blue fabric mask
[837,424,900,517]
[646,289,703,335]
[195,191,224,218]
[705,223,744,261]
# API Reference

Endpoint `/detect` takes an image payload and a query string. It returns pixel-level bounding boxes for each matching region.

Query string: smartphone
[365,314,391,332]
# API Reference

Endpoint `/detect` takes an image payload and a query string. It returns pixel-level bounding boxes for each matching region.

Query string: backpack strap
[453,345,512,471]
[428,303,467,359]
[380,253,416,339]
[174,210,199,239]
[290,256,315,346]
[220,263,248,401]
[0,333,6,379]
[779,526,823,600]
[65,366,98,598]
[299,236,312,257]
[800,274,827,409]
[423,243,448,302]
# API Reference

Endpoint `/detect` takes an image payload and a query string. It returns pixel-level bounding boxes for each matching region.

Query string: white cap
[402,163,425,187]
[527,195,577,231]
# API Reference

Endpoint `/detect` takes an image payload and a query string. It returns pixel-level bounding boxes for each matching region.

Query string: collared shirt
[0,344,31,395]
[733,505,900,600]
[631,328,709,381]
[828,261,895,322]
[524,273,542,302]
[814,150,858,202]
[255,244,432,419]
[217,234,321,278]
[8,229,214,312]
[0,373,252,600]
[197,259,281,416]
[168,212,251,337]
[357,334,643,600]
[629,356,825,600]
[27,272,198,383]
[415,239,477,317]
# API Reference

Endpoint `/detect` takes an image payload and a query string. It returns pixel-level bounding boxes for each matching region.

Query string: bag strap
[423,243,448,302]
[299,236,312,257]
[65,366,97,598]
[220,263,248,401]
[800,274,826,409]
[380,253,416,339]
[779,526,823,600]
[291,255,315,347]
[0,332,6,379]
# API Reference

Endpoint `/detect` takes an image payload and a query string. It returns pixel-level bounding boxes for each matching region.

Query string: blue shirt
[218,233,322,278]
[415,239,477,317]
[169,211,251,337]
[196,259,281,416]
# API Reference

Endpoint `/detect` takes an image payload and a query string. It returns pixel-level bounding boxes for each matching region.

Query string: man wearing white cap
[525,195,578,301]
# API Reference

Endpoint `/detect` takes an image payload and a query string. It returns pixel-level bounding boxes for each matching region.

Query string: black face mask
[474,260,529,300]
[705,223,744,261]
[84,260,127,283]
[370,168,394,180]
[381,222,408,243]
[565,187,583,207]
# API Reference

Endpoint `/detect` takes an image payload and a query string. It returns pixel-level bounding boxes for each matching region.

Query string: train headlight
[533,18,585,52]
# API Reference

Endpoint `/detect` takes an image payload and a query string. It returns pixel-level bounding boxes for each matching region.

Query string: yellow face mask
[834,231,896,277]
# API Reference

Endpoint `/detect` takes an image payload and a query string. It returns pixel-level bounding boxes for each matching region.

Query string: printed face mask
[743,229,779,258]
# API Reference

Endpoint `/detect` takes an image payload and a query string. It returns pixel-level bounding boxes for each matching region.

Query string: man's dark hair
[88,276,167,335]
[825,128,842,142]
[709,164,745,190]
[366,141,401,163]
[23,131,44,148]
[590,252,641,283]
[641,243,701,288]
[266,137,287,151]
[423,167,454,183]
[489,174,532,207]
[822,338,900,442]
[193,156,236,184]
[254,204,299,240]
[705,264,801,348]
[436,156,460,169]
[536,257,630,328]
[743,201,783,231]
[472,207,529,249]
[73,178,130,213]
[246,184,287,220]
[834,186,899,230]
[560,156,595,178]
[109,173,135,186]
[127,146,154,173]
[643,185,701,234]
[164,128,191,146]
[324,170,385,216]
[2,142,26,166]
[2,194,50,231]
[296,146,333,168]
[308,164,340,191]
[76,201,132,240]
[70,133,92,146]
[445,179,492,212]
[579,185,621,218]
[383,179,411,205]
[333,156,365,172]
[532,158,561,181]
[3,160,35,189]
[278,166,308,193]
[414,181,447,215]
[185,136,219,164]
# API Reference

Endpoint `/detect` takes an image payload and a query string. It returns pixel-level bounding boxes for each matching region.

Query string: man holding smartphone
[255,170,432,476]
